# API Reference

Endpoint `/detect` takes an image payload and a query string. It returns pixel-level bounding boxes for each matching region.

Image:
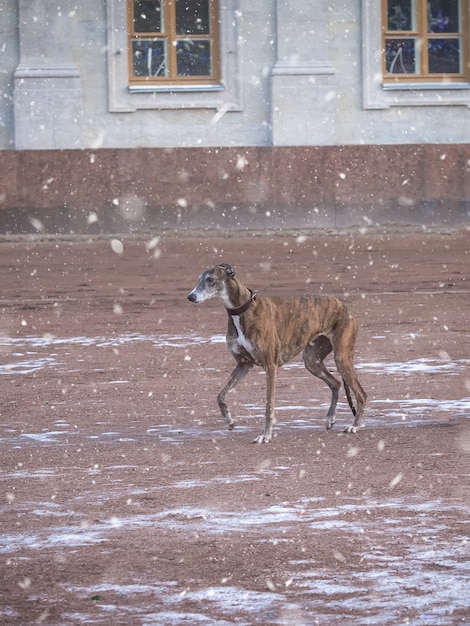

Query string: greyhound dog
[187,263,367,443]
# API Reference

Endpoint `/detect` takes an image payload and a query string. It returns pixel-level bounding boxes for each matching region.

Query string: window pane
[176,39,211,75]
[387,0,416,31]
[428,38,461,72]
[132,39,167,76]
[176,0,210,35]
[428,0,460,33]
[133,0,163,33]
[385,38,418,73]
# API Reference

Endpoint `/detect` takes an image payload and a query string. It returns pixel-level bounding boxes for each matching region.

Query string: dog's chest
[231,316,255,356]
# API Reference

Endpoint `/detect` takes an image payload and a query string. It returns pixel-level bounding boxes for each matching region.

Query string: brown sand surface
[1,231,469,624]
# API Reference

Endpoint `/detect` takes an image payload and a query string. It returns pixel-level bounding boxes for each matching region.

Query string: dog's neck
[222,279,256,315]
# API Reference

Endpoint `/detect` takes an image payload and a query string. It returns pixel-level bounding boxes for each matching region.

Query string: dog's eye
[206,276,215,284]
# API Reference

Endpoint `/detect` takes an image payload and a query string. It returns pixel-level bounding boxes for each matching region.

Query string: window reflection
[132,39,167,76]
[176,39,212,75]
[387,0,415,31]
[427,0,459,33]
[385,38,417,74]
[428,38,461,73]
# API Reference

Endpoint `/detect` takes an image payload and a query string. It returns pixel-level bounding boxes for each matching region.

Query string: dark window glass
[176,0,210,35]
[428,38,461,72]
[134,0,163,33]
[385,38,417,73]
[176,39,211,75]
[132,39,167,76]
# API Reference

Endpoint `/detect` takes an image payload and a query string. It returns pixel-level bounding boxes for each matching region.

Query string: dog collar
[226,289,257,316]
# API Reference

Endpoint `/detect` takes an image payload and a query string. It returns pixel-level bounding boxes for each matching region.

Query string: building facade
[0,1,469,232]
[2,0,470,150]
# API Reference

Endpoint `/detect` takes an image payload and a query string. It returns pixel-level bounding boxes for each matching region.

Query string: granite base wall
[0,145,469,234]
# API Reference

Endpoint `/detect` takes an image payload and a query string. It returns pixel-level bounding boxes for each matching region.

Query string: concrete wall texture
[1,146,469,234]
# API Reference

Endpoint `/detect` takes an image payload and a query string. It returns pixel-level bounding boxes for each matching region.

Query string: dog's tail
[343,379,357,417]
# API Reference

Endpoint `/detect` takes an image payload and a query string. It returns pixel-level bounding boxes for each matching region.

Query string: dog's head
[187,263,236,303]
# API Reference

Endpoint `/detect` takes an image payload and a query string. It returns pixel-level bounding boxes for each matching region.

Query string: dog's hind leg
[217,361,252,429]
[333,322,367,434]
[303,335,341,430]
[340,373,366,433]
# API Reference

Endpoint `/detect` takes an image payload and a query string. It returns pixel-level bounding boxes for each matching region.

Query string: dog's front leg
[253,365,277,444]
[217,362,252,429]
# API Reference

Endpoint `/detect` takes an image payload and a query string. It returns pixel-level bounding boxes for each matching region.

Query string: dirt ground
[1,229,469,625]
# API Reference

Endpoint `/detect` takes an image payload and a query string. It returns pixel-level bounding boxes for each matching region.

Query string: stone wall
[0,145,469,234]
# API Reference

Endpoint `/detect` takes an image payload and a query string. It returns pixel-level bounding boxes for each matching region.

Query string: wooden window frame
[382,0,469,83]
[127,0,221,87]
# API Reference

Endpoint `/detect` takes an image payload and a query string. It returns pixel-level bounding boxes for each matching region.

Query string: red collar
[226,289,257,316]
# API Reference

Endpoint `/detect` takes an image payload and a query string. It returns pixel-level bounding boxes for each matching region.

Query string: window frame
[361,0,470,109]
[106,0,241,112]
[382,0,469,84]
[127,0,221,87]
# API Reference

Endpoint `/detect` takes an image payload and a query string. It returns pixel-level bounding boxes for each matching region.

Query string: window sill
[128,84,225,93]
[383,82,470,91]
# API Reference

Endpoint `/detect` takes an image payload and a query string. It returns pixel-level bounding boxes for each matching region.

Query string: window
[382,0,469,83]
[107,0,240,112]
[127,0,220,87]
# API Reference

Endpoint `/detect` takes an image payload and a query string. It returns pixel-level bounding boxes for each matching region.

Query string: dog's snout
[188,292,197,303]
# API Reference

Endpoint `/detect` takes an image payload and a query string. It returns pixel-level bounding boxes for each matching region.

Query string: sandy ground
[1,230,469,625]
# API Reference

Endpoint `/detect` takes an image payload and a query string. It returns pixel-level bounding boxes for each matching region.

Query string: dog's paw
[344,425,358,434]
[252,432,272,444]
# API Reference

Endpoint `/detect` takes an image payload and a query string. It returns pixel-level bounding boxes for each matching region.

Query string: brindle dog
[188,263,367,443]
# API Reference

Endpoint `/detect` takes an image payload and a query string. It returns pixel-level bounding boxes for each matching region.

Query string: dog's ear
[218,263,236,277]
